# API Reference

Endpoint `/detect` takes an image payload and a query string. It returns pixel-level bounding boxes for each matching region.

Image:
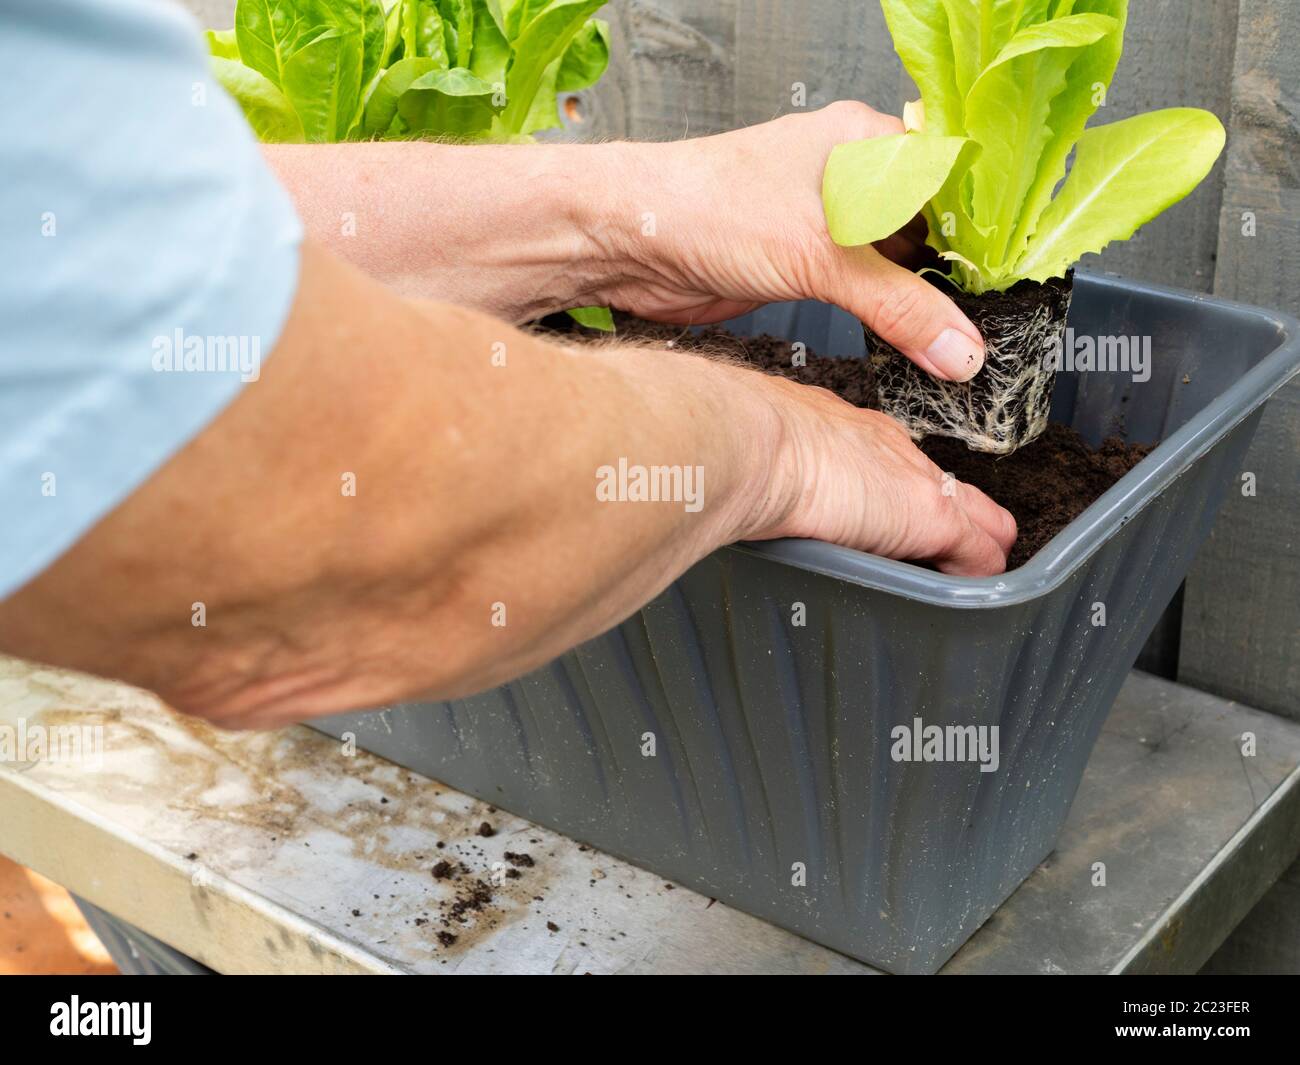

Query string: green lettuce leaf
[499,0,606,133]
[1014,107,1226,282]
[206,27,241,60]
[824,132,973,247]
[499,0,533,38]
[381,0,404,65]
[988,0,1057,55]
[942,0,1059,80]
[880,0,963,136]
[234,0,300,88]
[557,17,610,91]
[516,60,564,133]
[403,0,450,65]
[481,0,509,35]
[830,0,1220,293]
[236,0,387,141]
[513,17,610,133]
[566,306,615,331]
[398,65,501,136]
[361,55,438,135]
[210,55,306,141]
[1002,0,1129,268]
[215,0,610,146]
[437,0,476,66]
[469,0,511,80]
[963,12,1119,272]
[281,28,362,140]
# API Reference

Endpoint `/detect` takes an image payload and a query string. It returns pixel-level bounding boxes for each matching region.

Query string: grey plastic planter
[313,273,1300,973]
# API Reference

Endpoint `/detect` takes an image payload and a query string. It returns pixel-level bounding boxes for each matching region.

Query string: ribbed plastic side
[312,276,1298,973]
[314,413,1252,973]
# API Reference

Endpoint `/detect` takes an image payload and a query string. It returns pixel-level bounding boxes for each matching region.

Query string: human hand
[595,102,986,382]
[722,367,1016,575]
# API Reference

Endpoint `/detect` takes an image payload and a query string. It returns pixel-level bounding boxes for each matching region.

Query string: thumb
[829,247,985,382]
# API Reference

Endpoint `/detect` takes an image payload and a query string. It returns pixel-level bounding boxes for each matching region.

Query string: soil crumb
[561,312,1151,570]
[444,878,495,926]
[920,426,1151,567]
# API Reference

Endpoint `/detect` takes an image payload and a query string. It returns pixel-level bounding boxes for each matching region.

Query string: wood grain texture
[1180,0,1300,719]
[1075,0,1239,292]
[734,0,902,125]
[1174,6,1295,977]
[1204,855,1300,973]
[589,0,738,140]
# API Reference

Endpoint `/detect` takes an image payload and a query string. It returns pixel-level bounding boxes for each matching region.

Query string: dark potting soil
[550,312,1152,569]
[920,427,1151,568]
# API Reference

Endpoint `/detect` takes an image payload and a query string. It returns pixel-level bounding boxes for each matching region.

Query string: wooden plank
[1175,10,1300,970]
[587,0,738,141]
[1179,0,1300,720]
[733,1,902,126]
[3,658,1298,975]
[947,671,1300,974]
[1116,762,1300,973]
[1203,855,1300,973]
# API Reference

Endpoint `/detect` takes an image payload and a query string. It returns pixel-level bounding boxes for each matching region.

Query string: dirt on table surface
[549,313,1152,570]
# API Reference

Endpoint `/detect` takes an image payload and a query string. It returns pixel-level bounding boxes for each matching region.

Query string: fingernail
[925,328,985,382]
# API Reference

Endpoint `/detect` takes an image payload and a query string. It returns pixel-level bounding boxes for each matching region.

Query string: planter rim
[731,271,1300,609]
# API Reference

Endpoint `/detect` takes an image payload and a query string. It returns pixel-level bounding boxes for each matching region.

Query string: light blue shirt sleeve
[0,0,303,599]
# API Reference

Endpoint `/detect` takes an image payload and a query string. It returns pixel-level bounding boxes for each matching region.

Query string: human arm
[0,241,1013,730]
[263,102,987,382]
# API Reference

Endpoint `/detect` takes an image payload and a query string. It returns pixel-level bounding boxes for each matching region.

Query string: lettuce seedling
[208,0,615,329]
[822,0,1225,295]
[209,0,610,143]
[821,1,1225,454]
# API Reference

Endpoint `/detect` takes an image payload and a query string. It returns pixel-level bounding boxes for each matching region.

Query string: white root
[867,278,1073,455]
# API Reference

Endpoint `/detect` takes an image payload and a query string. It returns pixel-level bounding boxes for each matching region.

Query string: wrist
[585,339,790,549]
[691,358,797,545]
[438,142,638,319]
[561,140,667,305]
